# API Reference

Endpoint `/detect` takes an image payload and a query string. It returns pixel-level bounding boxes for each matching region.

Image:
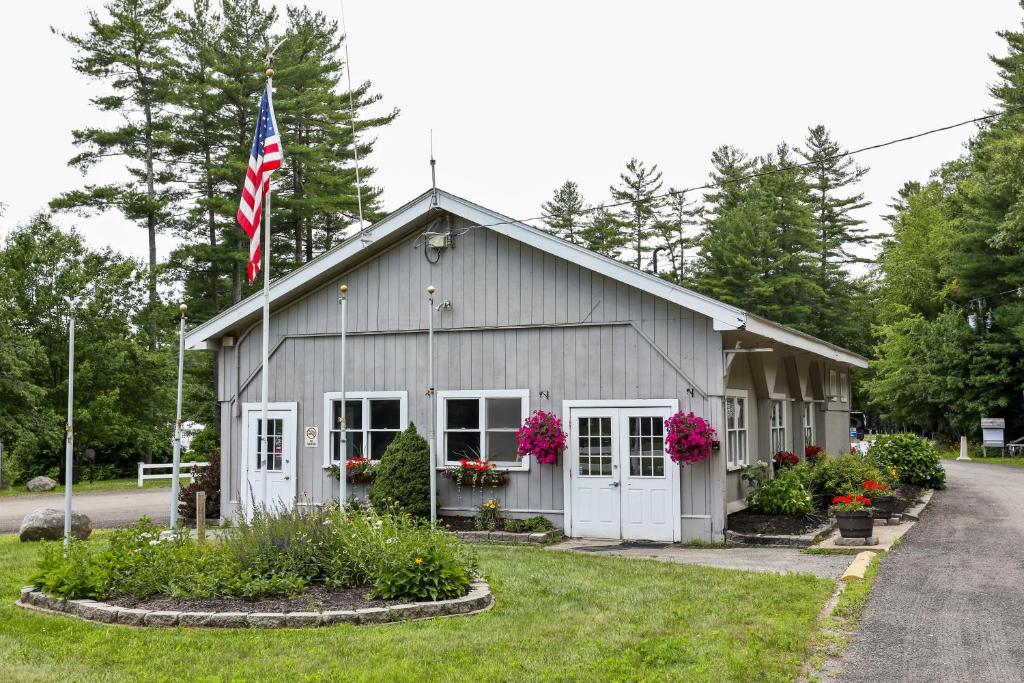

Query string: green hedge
[868,433,946,489]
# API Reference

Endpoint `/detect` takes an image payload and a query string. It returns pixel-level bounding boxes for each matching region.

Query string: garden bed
[726,509,835,547]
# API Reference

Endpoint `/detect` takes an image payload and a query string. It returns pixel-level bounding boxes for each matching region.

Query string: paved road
[830,460,1024,683]
[0,488,171,533]
[550,539,853,579]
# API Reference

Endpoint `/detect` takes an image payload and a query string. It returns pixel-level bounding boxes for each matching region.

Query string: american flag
[237,84,283,284]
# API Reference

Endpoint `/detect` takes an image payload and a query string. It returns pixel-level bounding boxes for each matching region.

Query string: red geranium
[804,445,825,464]
[773,450,799,467]
[831,494,872,512]
[861,480,890,494]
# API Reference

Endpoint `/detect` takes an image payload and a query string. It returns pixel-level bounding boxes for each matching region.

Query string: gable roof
[185,188,868,368]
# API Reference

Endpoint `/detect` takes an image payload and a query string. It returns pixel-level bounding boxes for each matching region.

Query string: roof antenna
[340,0,365,231]
[430,129,438,207]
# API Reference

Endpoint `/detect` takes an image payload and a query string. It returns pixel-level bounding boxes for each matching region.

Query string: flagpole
[63,296,80,548]
[170,303,187,529]
[260,67,274,511]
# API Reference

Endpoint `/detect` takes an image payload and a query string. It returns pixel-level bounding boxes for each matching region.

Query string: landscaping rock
[26,476,58,492]
[80,602,119,623]
[19,586,34,603]
[321,610,359,626]
[206,611,247,628]
[19,507,91,542]
[835,535,879,547]
[28,591,49,608]
[67,599,97,617]
[178,611,216,627]
[144,610,180,627]
[247,612,286,628]
[354,607,389,624]
[115,608,150,626]
[285,612,322,628]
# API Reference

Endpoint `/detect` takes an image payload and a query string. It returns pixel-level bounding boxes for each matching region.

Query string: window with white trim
[839,373,848,403]
[438,390,529,469]
[803,402,815,447]
[725,391,748,469]
[323,392,407,465]
[769,400,787,454]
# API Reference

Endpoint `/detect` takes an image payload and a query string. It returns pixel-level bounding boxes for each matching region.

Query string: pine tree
[651,188,701,284]
[541,180,587,244]
[703,145,756,216]
[610,158,663,269]
[578,206,626,260]
[50,0,181,348]
[273,6,397,269]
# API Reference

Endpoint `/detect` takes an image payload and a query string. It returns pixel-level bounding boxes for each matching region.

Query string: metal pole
[63,297,79,547]
[340,0,364,231]
[427,285,437,525]
[170,304,187,528]
[338,284,348,506]
[260,175,271,512]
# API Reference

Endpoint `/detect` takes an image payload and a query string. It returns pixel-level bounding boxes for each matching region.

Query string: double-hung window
[725,391,749,469]
[322,391,407,466]
[769,400,787,454]
[802,402,815,447]
[438,390,529,470]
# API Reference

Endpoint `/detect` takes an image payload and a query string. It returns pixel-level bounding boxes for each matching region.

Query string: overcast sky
[1,1,1022,264]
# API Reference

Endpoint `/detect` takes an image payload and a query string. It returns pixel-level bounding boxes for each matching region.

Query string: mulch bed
[727,509,826,536]
[106,585,405,614]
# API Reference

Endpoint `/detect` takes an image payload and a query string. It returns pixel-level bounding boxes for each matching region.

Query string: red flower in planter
[773,450,799,467]
[862,480,891,493]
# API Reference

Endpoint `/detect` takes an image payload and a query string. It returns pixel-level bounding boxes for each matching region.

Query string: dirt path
[827,460,1024,682]
[0,488,171,533]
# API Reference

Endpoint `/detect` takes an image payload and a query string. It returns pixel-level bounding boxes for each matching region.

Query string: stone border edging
[15,581,493,628]
[725,519,836,548]
[455,529,562,544]
[901,489,934,521]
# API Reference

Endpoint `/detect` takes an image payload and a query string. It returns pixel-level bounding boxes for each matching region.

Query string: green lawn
[0,534,833,683]
[938,451,1024,468]
[0,477,171,498]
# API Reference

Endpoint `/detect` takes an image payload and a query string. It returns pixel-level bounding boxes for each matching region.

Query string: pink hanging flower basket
[664,412,717,465]
[516,410,567,464]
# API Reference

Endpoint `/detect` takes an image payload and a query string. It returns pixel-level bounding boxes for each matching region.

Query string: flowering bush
[329,457,377,484]
[664,412,716,464]
[831,494,872,512]
[773,450,799,468]
[861,479,892,496]
[804,444,825,464]
[442,458,508,489]
[516,410,567,464]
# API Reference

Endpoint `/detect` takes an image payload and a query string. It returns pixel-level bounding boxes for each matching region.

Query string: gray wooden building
[185,189,868,542]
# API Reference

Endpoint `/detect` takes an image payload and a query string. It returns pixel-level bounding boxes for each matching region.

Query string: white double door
[242,403,297,517]
[568,406,678,542]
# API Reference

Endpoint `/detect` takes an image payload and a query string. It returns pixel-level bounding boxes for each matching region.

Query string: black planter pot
[871,495,897,519]
[835,510,874,538]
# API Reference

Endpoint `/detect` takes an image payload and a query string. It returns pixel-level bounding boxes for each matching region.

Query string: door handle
[610,481,619,487]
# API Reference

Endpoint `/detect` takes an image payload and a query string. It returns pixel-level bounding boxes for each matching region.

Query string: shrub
[520,515,556,532]
[806,455,885,501]
[188,425,220,458]
[370,423,432,517]
[179,451,221,520]
[748,467,815,516]
[868,433,946,489]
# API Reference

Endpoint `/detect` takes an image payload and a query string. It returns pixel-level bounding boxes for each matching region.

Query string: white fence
[137,461,210,487]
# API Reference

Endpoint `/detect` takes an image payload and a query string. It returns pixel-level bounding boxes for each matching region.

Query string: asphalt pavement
[0,487,171,533]
[828,459,1024,682]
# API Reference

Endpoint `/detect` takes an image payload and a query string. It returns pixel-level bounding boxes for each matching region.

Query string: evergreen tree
[50,0,181,349]
[541,180,587,244]
[578,205,626,260]
[651,188,701,284]
[610,158,663,269]
[703,145,756,216]
[274,6,397,269]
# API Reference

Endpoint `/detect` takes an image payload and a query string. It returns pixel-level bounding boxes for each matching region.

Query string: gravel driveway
[0,488,171,533]
[828,460,1024,682]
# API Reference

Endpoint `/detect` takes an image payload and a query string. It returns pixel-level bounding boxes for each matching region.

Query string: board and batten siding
[218,216,727,539]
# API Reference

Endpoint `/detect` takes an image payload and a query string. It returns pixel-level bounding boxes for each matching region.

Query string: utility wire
[456,105,1024,232]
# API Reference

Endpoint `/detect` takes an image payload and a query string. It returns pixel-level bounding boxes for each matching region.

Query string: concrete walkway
[827,460,1024,683]
[0,488,171,533]
[549,538,853,579]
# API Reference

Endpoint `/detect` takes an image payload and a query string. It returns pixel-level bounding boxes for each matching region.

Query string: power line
[457,105,1024,233]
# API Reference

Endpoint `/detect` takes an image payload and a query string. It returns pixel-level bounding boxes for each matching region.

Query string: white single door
[569,410,620,539]
[569,406,675,542]
[242,404,297,516]
[619,408,673,542]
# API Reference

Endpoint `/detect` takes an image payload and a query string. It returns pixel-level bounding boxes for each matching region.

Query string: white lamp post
[170,303,187,529]
[338,284,348,506]
[62,296,80,548]
[427,285,437,525]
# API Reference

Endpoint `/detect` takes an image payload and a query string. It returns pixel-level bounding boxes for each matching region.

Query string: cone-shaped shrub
[370,423,432,517]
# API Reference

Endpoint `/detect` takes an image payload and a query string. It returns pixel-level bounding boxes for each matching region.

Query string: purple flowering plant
[664,411,716,465]
[516,410,567,464]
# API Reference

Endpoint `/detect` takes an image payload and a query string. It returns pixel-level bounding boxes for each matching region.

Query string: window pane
[486,398,522,429]
[446,431,481,461]
[334,399,362,430]
[369,431,398,460]
[346,431,364,459]
[486,431,518,463]
[446,399,479,429]
[331,430,341,462]
[736,398,745,429]
[370,399,400,430]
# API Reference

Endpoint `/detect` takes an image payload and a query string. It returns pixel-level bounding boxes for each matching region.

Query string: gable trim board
[184,188,868,370]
